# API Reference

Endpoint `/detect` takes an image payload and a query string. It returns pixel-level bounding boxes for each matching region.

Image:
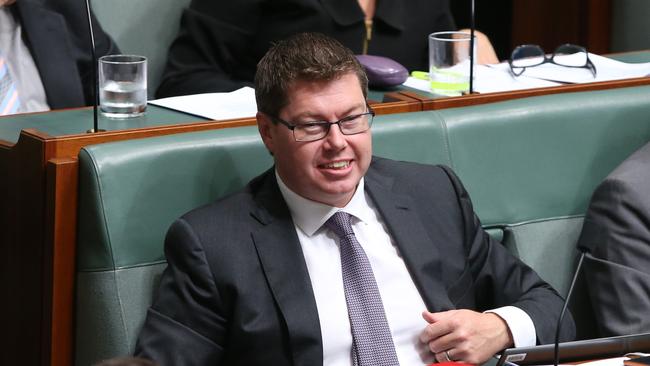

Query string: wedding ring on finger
[445,350,453,362]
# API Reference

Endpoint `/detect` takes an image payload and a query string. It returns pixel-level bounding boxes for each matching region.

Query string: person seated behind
[155,0,497,97]
[0,0,118,115]
[135,32,573,366]
[577,141,650,337]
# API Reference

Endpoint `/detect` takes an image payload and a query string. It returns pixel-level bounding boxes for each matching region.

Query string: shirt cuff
[486,306,536,348]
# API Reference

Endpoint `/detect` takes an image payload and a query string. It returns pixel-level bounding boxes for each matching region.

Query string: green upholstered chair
[75,85,650,364]
[436,85,650,339]
[91,0,191,98]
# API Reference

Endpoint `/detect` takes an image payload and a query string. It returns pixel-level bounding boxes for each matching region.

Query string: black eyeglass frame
[269,106,376,142]
[509,44,597,77]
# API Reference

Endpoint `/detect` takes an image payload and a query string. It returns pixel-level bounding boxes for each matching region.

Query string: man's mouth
[321,160,351,169]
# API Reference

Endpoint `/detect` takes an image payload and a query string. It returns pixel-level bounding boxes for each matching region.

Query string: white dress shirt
[276,172,536,366]
[0,7,50,114]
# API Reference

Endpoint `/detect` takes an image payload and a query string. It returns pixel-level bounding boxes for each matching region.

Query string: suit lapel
[365,166,454,312]
[250,172,323,366]
[16,0,85,108]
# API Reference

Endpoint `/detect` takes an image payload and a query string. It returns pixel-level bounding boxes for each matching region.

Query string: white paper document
[403,65,561,95]
[149,87,258,121]
[403,54,650,95]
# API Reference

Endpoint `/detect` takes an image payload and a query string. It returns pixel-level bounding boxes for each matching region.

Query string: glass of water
[98,54,147,118]
[428,31,476,96]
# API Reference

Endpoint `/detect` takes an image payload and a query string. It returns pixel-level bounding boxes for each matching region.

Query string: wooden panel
[0,133,49,366]
[45,158,79,366]
[585,0,612,54]
[511,0,611,56]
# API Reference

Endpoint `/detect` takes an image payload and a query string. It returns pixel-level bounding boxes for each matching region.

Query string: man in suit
[0,0,118,114]
[578,141,650,337]
[135,33,573,366]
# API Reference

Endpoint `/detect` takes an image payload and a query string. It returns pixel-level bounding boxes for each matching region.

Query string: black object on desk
[496,332,650,366]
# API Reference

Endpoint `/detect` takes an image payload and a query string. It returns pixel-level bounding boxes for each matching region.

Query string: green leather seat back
[75,84,650,363]
[91,0,191,98]
[440,86,650,226]
[76,125,272,364]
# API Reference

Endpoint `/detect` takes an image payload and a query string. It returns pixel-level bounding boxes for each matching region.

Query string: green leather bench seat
[75,85,650,364]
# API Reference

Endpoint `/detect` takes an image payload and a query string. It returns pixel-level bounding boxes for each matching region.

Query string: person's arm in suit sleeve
[421,166,575,364]
[135,218,226,365]
[155,0,262,97]
[580,177,650,336]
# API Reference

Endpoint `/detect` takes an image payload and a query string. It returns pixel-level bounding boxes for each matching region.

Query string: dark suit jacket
[135,157,575,366]
[156,0,455,97]
[578,141,650,337]
[13,0,118,109]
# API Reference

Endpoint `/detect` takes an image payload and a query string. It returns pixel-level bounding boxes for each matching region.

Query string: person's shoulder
[179,168,274,227]
[370,156,453,180]
[368,157,465,200]
[591,142,650,204]
[606,142,650,185]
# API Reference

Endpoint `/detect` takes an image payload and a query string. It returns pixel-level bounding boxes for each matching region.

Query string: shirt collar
[275,170,373,236]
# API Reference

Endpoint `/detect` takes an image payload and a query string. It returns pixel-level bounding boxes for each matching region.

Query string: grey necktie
[325,211,400,366]
[0,53,21,115]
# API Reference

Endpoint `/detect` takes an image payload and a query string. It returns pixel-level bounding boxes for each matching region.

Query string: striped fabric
[0,54,21,115]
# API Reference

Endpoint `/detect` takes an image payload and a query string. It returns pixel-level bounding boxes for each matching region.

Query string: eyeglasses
[270,108,375,142]
[509,44,597,77]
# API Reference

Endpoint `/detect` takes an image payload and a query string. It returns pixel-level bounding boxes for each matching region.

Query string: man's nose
[323,123,347,150]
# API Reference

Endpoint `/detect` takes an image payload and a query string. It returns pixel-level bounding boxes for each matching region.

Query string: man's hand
[419,309,513,365]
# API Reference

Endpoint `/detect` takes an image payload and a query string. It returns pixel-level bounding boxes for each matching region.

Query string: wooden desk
[400,75,650,111]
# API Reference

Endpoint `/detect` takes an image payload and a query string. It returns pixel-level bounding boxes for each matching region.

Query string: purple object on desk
[355,55,409,88]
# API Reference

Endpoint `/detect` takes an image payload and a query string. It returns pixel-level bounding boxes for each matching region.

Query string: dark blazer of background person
[155,0,455,97]
[13,0,118,109]
[578,141,650,337]
[135,158,575,365]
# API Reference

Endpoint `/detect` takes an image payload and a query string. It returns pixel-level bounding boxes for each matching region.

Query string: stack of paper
[149,86,257,120]
[403,53,650,95]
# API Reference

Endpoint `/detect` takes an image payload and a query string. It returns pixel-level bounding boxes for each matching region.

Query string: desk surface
[401,50,650,99]
[1,51,648,146]
[0,105,205,145]
[0,89,415,145]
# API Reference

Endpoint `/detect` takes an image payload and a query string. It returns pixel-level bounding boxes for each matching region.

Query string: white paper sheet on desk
[402,65,561,95]
[149,87,257,120]
[579,356,628,366]
[529,356,628,366]
[494,53,650,84]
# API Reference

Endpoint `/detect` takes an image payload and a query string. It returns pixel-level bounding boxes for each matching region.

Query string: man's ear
[257,112,275,154]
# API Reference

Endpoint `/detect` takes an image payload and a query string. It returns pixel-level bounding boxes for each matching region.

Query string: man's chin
[316,183,360,206]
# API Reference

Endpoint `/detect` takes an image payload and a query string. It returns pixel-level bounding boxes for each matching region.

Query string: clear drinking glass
[99,54,147,118]
[428,31,476,96]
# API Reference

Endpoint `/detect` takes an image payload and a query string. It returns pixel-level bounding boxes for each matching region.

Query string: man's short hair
[255,32,369,118]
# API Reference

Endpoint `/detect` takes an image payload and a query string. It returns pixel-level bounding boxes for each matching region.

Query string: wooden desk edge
[400,76,650,110]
